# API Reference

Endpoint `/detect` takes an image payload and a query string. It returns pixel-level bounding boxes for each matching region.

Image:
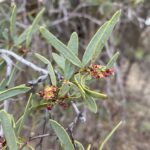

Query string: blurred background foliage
[0,0,150,149]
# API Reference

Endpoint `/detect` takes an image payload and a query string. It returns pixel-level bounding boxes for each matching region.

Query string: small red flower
[90,64,115,79]
[38,86,57,100]
[59,102,69,109]
[47,104,54,110]
[38,85,70,110]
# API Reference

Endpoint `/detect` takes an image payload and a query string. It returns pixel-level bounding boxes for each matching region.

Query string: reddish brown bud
[90,64,115,79]
[47,104,53,110]
[59,102,69,109]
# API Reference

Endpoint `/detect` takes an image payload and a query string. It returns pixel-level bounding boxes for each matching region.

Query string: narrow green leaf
[84,94,97,113]
[0,110,18,150]
[87,144,91,150]
[68,32,78,55]
[0,79,7,91]
[50,119,75,150]
[74,74,85,96]
[0,84,31,101]
[0,79,5,87]
[106,51,119,69]
[10,4,16,41]
[65,32,79,80]
[40,27,82,68]
[58,83,70,98]
[92,11,121,62]
[82,22,108,66]
[2,29,9,41]
[47,64,57,86]
[99,121,123,150]
[80,75,107,99]
[82,10,121,66]
[6,62,19,87]
[35,53,50,64]
[64,62,75,80]
[17,94,32,135]
[52,53,65,70]
[75,141,85,150]
[35,53,56,86]
[14,26,31,46]
[26,8,45,47]
[84,87,107,99]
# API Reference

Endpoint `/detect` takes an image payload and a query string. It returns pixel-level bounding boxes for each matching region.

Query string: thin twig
[19,133,54,150]
[51,12,101,26]
[68,102,86,132]
[0,49,48,75]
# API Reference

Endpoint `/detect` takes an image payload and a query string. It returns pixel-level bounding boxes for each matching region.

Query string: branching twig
[19,133,54,150]
[0,49,48,75]
[51,12,101,26]
[68,102,86,132]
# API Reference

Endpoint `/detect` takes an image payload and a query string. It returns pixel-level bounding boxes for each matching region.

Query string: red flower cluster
[38,86,57,100]
[38,86,69,110]
[90,64,114,79]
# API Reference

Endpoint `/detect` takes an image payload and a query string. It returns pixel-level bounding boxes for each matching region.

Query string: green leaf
[58,83,70,97]
[26,8,45,47]
[64,32,78,80]
[0,110,18,150]
[6,62,19,87]
[40,27,82,68]
[84,94,97,113]
[14,26,31,46]
[92,11,121,62]
[47,64,57,86]
[64,62,74,80]
[0,84,31,101]
[74,74,85,97]
[2,29,9,41]
[106,51,119,69]
[10,4,17,41]
[99,121,123,150]
[17,94,32,135]
[35,53,50,64]
[82,22,108,66]
[67,32,78,55]
[82,10,121,66]
[35,53,57,86]
[75,140,85,150]
[0,79,7,91]
[84,87,107,99]
[52,53,65,70]
[50,119,75,150]
[0,79,5,87]
[87,144,91,150]
[80,75,107,99]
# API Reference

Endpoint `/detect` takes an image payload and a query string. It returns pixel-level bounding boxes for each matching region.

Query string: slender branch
[72,102,80,115]
[68,102,86,131]
[35,110,49,150]
[51,12,101,26]
[27,74,48,86]
[0,49,48,75]
[19,133,54,150]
